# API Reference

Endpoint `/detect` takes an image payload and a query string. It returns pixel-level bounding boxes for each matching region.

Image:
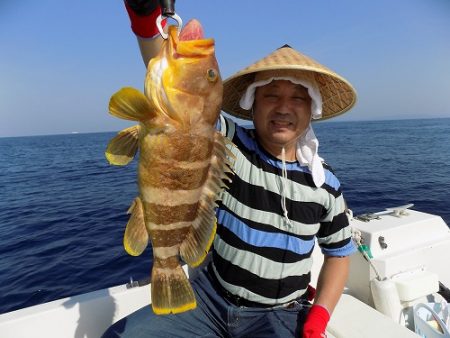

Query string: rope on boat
[348,208,383,281]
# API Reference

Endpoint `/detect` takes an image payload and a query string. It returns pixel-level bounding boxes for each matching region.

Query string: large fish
[105,19,231,315]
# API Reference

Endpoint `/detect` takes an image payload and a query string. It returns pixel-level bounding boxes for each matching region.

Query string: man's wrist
[124,1,166,38]
[302,304,330,338]
[311,303,330,317]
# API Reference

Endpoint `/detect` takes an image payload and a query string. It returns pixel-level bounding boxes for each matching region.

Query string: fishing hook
[156,13,182,39]
[156,0,182,39]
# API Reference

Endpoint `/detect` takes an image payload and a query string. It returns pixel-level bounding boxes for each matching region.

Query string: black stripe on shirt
[213,250,310,299]
[226,174,327,225]
[317,212,350,238]
[319,237,352,250]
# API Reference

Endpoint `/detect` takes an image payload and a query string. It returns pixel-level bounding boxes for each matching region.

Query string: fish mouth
[179,19,204,41]
[169,20,214,57]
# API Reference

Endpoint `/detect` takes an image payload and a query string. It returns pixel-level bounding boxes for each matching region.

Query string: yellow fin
[109,87,155,121]
[105,125,140,166]
[180,132,234,267]
[123,197,149,256]
[180,216,217,268]
[151,264,196,315]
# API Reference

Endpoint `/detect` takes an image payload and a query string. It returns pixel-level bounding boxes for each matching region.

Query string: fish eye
[206,68,218,82]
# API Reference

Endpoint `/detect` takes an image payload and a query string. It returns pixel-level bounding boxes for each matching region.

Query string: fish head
[145,19,223,128]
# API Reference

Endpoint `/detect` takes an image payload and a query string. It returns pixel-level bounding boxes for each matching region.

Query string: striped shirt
[212,115,356,306]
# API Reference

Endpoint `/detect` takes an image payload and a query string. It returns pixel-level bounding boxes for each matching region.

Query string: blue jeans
[101,266,309,338]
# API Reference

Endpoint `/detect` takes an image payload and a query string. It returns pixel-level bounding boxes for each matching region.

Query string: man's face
[253,80,312,158]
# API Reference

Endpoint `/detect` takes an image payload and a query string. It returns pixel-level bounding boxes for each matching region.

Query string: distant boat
[71,132,79,134]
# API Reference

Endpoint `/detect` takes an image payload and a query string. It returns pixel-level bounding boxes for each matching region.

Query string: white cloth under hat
[239,76,323,120]
[239,76,326,188]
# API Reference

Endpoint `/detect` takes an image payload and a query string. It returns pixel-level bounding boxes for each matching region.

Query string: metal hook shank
[156,13,183,40]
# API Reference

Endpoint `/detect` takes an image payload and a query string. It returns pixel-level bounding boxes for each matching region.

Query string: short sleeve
[317,182,356,257]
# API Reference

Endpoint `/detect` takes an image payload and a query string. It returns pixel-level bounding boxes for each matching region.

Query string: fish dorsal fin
[109,87,156,122]
[123,197,149,256]
[105,125,141,166]
[180,132,234,267]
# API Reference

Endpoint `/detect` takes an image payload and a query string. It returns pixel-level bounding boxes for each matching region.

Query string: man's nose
[275,98,292,114]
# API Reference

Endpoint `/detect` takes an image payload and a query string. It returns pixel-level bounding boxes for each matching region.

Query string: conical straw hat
[222,45,357,121]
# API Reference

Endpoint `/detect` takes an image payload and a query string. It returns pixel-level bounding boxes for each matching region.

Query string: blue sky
[1,0,449,137]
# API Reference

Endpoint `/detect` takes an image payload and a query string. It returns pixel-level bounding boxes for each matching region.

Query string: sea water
[0,118,449,314]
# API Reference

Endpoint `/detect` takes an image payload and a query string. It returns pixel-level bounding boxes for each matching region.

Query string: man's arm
[303,255,350,338]
[314,255,349,314]
[136,36,164,67]
[124,0,166,66]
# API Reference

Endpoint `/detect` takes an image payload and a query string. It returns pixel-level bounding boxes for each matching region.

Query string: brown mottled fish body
[105,20,231,315]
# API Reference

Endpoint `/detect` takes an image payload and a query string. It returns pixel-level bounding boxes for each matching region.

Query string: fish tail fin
[105,125,141,166]
[151,262,196,315]
[180,132,234,267]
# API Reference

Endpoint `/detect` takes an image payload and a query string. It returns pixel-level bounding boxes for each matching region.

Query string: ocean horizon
[2,116,450,139]
[1,117,449,315]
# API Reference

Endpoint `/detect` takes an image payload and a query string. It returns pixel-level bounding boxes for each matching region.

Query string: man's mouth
[271,120,292,128]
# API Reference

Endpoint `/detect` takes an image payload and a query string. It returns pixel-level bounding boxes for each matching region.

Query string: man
[102,2,357,337]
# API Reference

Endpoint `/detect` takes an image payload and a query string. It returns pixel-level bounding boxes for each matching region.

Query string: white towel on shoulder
[296,125,325,188]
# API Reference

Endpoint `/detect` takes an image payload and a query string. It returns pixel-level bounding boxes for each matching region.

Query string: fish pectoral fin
[109,87,156,122]
[123,197,149,256]
[151,263,196,315]
[180,132,234,267]
[105,125,141,166]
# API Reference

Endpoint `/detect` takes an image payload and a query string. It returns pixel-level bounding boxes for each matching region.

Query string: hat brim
[221,46,357,121]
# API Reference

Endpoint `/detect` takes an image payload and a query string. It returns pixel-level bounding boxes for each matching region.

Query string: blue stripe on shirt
[323,169,341,190]
[217,209,314,255]
[320,240,357,257]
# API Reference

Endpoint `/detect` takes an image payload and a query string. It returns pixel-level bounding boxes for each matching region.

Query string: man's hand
[302,304,330,338]
[124,0,165,38]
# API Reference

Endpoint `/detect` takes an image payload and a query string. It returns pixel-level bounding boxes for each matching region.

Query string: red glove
[124,0,166,38]
[302,304,330,338]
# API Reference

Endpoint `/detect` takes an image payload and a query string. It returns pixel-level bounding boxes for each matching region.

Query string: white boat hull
[0,279,151,338]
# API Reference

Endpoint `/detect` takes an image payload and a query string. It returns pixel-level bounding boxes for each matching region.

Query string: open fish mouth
[169,20,214,59]
[178,19,205,41]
